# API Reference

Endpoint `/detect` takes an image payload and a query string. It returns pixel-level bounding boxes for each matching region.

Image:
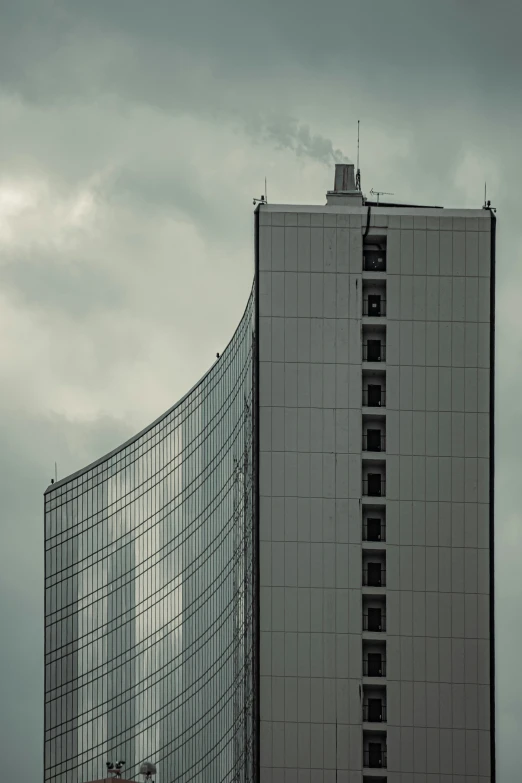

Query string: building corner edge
[489,209,496,782]
[253,206,261,783]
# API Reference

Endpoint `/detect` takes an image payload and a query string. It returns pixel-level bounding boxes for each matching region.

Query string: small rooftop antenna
[483,180,497,212]
[253,177,267,206]
[253,177,268,206]
[55,462,58,483]
[355,120,361,191]
[369,188,394,205]
[265,177,268,203]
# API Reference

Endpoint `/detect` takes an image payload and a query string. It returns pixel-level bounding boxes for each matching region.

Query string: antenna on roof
[253,177,267,207]
[370,188,394,205]
[355,120,361,191]
[265,177,268,203]
[55,462,57,483]
[482,180,497,212]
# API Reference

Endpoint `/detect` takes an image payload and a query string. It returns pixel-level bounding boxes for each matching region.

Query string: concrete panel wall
[258,206,492,782]
[384,215,492,781]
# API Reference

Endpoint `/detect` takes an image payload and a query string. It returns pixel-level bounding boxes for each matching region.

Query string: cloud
[0,1,522,781]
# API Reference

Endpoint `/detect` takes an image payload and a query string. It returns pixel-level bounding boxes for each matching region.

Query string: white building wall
[257,204,493,783]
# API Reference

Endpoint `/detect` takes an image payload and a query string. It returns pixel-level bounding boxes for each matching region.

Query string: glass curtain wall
[44,289,256,783]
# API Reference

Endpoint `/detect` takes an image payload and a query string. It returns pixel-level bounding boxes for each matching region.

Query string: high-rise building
[256,165,495,783]
[44,164,495,783]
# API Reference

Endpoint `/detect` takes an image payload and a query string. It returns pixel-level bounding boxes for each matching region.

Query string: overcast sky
[1,1,520,780]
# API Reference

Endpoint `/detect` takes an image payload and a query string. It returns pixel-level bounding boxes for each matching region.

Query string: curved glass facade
[44,289,256,783]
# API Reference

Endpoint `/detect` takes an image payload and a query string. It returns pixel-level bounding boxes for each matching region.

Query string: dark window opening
[363,340,386,362]
[365,429,383,452]
[364,744,387,768]
[365,474,384,497]
[363,294,386,317]
[363,385,386,407]
[364,608,386,632]
[364,698,386,722]
[364,562,386,587]
[364,518,384,542]
[364,652,385,677]
[363,246,387,272]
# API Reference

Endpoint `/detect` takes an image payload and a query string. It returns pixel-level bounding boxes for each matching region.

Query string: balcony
[363,297,387,317]
[363,519,386,542]
[363,702,387,723]
[363,342,386,363]
[363,567,386,588]
[363,612,386,632]
[363,247,386,272]
[363,749,387,769]
[363,476,386,497]
[362,387,386,407]
[363,656,387,677]
[363,431,386,453]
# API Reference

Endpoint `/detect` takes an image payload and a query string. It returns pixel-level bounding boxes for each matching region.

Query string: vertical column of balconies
[361,239,388,781]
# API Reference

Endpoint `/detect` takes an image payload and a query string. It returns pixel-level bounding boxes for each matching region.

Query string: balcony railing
[363,703,387,723]
[363,298,387,317]
[363,749,388,769]
[362,478,386,497]
[362,389,386,407]
[363,249,387,272]
[363,521,386,542]
[363,568,387,587]
[363,343,386,362]
[363,658,387,677]
[363,613,386,632]
[362,434,386,452]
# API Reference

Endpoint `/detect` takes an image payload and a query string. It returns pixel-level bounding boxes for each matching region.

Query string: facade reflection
[44,290,256,783]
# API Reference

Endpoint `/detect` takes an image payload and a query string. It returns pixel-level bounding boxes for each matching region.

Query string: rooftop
[261,203,489,218]
[257,162,491,218]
